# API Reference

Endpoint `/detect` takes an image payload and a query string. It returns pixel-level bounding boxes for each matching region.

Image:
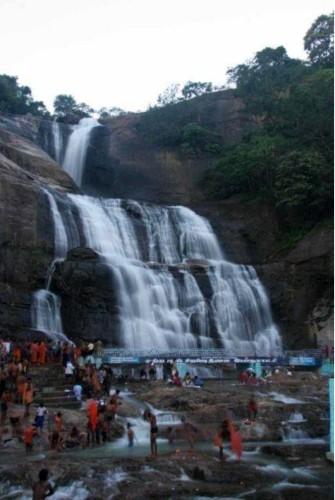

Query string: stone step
[35,396,81,407]
[36,400,81,409]
[37,389,73,398]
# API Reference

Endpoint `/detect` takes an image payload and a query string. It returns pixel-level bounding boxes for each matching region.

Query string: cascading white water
[52,120,63,164]
[36,121,282,354]
[31,289,68,342]
[64,195,282,355]
[62,117,100,186]
[31,189,72,341]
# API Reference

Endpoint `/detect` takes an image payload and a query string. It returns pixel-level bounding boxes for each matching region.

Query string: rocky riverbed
[0,372,333,499]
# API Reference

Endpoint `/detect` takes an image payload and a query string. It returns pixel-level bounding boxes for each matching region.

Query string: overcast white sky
[1,0,333,112]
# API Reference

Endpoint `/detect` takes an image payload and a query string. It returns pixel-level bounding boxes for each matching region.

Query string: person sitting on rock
[183,372,192,386]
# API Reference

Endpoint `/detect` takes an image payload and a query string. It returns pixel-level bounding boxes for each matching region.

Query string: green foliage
[204,134,286,199]
[180,123,222,156]
[204,13,333,227]
[304,13,334,67]
[136,102,223,156]
[181,81,213,100]
[53,94,94,124]
[227,47,307,118]
[275,69,333,160]
[274,149,332,213]
[0,74,48,116]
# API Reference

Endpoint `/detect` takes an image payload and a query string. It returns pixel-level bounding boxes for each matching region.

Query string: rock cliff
[0,90,332,348]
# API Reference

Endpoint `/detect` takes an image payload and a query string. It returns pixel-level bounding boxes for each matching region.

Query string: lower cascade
[32,189,282,356]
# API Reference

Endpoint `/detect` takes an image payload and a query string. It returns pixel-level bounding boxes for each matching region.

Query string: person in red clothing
[88,400,98,431]
[54,412,63,433]
[23,424,37,452]
[30,343,39,364]
[247,396,258,421]
[229,421,243,461]
[13,345,22,363]
[239,371,248,384]
[37,342,48,365]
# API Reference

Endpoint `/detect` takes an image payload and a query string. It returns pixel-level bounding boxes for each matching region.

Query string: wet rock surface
[0,376,332,498]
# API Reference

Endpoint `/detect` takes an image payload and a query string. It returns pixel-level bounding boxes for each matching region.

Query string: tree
[98,107,126,120]
[204,134,285,199]
[181,81,213,100]
[0,74,48,116]
[304,13,334,67]
[53,94,94,124]
[275,149,332,216]
[157,84,181,106]
[275,68,333,160]
[180,123,222,156]
[227,47,306,118]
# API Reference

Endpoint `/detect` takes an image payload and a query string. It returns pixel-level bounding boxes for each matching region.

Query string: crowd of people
[2,336,316,467]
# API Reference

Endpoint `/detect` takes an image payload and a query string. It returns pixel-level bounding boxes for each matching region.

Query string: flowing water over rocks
[28,117,282,353]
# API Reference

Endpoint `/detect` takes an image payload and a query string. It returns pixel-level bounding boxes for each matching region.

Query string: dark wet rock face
[0,126,77,339]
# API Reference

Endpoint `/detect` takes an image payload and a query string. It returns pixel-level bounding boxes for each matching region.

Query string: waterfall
[32,121,282,354]
[30,189,73,342]
[52,120,63,164]
[65,195,282,355]
[31,289,68,342]
[62,117,100,186]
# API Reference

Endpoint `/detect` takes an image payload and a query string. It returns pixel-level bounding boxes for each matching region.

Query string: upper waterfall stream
[62,117,100,186]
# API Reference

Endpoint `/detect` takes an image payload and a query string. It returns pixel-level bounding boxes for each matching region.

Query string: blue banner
[289,356,317,366]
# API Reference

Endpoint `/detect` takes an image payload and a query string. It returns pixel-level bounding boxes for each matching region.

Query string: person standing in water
[32,469,55,499]
[146,411,158,457]
[181,416,199,450]
[214,419,230,460]
[127,422,135,447]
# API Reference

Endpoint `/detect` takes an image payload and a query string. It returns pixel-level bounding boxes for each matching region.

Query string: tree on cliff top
[53,94,94,124]
[304,12,334,67]
[0,74,48,117]
[227,47,306,118]
[181,81,213,100]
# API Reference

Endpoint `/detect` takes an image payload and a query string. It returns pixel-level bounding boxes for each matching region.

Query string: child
[127,422,135,447]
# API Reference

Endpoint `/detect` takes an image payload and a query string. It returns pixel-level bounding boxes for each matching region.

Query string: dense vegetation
[0,75,49,117]
[203,13,333,227]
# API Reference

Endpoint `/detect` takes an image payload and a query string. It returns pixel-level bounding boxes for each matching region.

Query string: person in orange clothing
[91,370,101,395]
[37,342,48,365]
[87,399,99,446]
[228,421,243,461]
[30,342,39,364]
[23,378,34,417]
[88,400,98,431]
[74,346,81,362]
[23,423,37,452]
[16,374,26,404]
[13,345,22,363]
[54,412,63,433]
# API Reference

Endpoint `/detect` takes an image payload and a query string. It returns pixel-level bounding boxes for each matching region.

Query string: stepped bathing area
[0,339,333,499]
